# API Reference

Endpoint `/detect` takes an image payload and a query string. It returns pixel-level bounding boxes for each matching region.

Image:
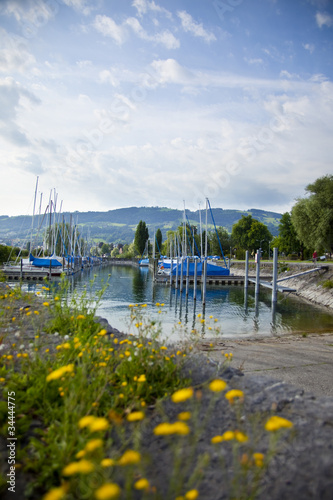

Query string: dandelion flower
[225,389,244,403]
[78,415,96,429]
[46,364,74,382]
[221,430,235,441]
[101,458,116,467]
[171,387,193,403]
[126,411,145,422]
[253,452,264,467]
[209,379,227,392]
[95,482,121,500]
[235,431,248,442]
[43,485,68,500]
[134,478,150,490]
[153,421,190,436]
[43,302,49,307]
[117,450,141,466]
[89,417,110,432]
[178,411,191,421]
[211,435,224,444]
[265,416,293,432]
[62,459,94,476]
[185,489,199,499]
[85,439,103,452]
[137,374,146,382]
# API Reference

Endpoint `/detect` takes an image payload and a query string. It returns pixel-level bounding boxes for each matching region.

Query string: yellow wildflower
[101,458,116,467]
[178,411,191,421]
[225,389,244,403]
[76,314,85,320]
[46,364,74,382]
[211,435,224,444]
[153,421,190,436]
[117,450,141,466]
[171,387,193,403]
[137,374,146,382]
[78,415,96,429]
[43,302,49,307]
[89,417,109,432]
[85,439,103,452]
[253,452,265,467]
[98,329,107,336]
[234,431,248,442]
[185,489,199,500]
[43,485,68,500]
[62,459,94,476]
[95,482,121,500]
[209,379,227,392]
[221,430,235,441]
[126,411,145,422]
[134,478,150,490]
[265,416,293,432]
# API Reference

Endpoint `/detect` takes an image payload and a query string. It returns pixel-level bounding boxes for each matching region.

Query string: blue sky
[0,0,332,216]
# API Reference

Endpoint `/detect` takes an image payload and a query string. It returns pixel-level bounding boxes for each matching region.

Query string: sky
[0,0,333,217]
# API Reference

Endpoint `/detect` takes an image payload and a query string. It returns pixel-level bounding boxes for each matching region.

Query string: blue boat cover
[171,261,229,276]
[29,253,62,267]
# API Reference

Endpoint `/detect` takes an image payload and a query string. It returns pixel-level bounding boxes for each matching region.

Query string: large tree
[209,227,231,257]
[231,215,272,254]
[277,212,303,256]
[291,174,333,253]
[155,228,163,254]
[134,220,149,255]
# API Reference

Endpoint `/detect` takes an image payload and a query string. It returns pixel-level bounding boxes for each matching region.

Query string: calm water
[58,264,333,342]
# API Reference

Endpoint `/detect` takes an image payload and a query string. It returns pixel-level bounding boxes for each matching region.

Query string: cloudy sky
[0,0,332,217]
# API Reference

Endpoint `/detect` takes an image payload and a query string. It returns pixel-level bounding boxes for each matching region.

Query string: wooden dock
[248,278,296,293]
[154,275,273,287]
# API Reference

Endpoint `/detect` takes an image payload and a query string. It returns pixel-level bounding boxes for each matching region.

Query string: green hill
[0,206,282,246]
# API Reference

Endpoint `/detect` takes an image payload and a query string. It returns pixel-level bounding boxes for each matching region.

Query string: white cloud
[93,15,127,45]
[177,10,216,43]
[315,11,333,28]
[93,14,179,48]
[62,0,100,16]
[0,29,36,73]
[149,59,193,85]
[303,43,315,53]
[132,0,172,19]
[244,57,264,65]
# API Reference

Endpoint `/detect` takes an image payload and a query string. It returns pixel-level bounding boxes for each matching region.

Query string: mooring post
[185,257,189,296]
[170,241,173,287]
[180,257,183,292]
[202,258,207,305]
[193,259,197,300]
[244,250,249,290]
[272,247,278,303]
[255,248,261,294]
[175,257,179,289]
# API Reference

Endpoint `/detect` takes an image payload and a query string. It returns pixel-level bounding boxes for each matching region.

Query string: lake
[56,264,333,343]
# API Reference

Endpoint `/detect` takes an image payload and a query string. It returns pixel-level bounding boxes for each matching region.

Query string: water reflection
[12,264,333,341]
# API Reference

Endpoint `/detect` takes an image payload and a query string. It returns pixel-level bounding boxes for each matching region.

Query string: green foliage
[291,174,333,253]
[155,228,163,254]
[231,216,272,254]
[134,220,149,256]
[278,212,303,255]
[322,279,333,289]
[209,227,231,257]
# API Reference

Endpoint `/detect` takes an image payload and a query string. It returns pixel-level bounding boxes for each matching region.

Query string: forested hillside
[0,207,281,246]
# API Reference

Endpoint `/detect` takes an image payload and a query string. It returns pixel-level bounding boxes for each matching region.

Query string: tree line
[131,174,333,261]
